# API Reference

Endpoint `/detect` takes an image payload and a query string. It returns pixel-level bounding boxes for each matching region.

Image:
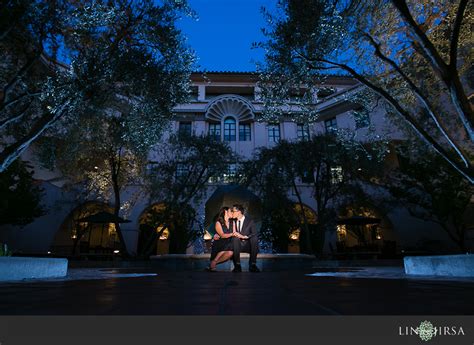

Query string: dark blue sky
[177,0,277,72]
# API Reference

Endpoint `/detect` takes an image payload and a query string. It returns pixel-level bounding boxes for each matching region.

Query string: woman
[206,206,239,272]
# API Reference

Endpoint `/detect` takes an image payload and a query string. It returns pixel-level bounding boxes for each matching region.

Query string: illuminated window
[330,166,343,184]
[336,225,347,241]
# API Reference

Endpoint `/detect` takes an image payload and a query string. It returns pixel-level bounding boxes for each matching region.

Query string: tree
[240,153,300,253]
[0,0,195,173]
[0,160,45,226]
[385,143,473,252]
[259,0,474,183]
[32,0,195,256]
[243,134,386,255]
[140,134,234,256]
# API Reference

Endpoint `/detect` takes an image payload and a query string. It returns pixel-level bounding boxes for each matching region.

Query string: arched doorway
[288,203,318,253]
[204,184,262,252]
[51,202,118,256]
[336,205,397,257]
[137,203,170,255]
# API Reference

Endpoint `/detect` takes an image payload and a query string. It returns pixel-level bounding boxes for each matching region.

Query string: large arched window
[223,117,236,142]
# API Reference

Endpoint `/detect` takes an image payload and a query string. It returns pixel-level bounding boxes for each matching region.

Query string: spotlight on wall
[113,250,120,254]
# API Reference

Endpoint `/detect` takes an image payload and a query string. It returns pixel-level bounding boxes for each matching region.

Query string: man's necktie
[238,220,241,233]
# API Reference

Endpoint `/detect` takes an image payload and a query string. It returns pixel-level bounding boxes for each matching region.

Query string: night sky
[177,0,277,72]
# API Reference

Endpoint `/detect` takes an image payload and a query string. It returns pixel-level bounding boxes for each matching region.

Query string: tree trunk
[291,179,312,254]
[110,157,129,257]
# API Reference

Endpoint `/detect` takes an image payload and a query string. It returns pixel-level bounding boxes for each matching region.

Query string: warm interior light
[203,231,212,241]
[157,227,169,240]
[289,229,300,241]
[113,250,120,254]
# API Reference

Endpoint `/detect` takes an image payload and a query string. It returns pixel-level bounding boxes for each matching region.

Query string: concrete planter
[0,257,68,281]
[404,254,474,277]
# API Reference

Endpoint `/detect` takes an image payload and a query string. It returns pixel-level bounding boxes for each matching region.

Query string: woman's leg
[215,251,233,264]
[210,251,226,269]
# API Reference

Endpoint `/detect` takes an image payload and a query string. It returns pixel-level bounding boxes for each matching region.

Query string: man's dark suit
[231,216,259,266]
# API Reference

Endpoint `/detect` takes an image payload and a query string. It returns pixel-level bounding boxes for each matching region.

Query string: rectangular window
[297,123,310,141]
[239,123,251,141]
[324,117,337,134]
[268,124,280,142]
[330,166,343,184]
[178,122,192,136]
[176,163,188,178]
[209,123,221,141]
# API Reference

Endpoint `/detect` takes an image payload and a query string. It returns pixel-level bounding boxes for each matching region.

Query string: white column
[198,85,206,101]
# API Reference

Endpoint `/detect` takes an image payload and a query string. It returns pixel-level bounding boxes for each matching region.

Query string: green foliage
[243,134,385,255]
[258,0,474,182]
[1,0,195,172]
[0,160,45,226]
[386,143,473,251]
[139,134,235,255]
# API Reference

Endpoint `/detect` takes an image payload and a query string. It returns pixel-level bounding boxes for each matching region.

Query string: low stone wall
[404,254,474,277]
[0,257,68,281]
[150,253,316,271]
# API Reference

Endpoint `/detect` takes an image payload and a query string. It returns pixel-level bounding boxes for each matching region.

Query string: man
[230,204,260,272]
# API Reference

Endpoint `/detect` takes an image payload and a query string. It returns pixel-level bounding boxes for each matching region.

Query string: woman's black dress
[211,221,233,255]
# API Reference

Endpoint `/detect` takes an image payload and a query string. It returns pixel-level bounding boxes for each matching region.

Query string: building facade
[0,72,469,257]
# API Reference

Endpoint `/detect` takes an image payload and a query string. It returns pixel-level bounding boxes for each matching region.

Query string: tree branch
[299,53,473,183]
[0,100,33,129]
[362,32,472,165]
[0,103,67,173]
[391,0,474,136]
[449,0,469,69]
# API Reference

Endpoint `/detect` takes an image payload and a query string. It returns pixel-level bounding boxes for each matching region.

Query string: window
[324,117,337,134]
[330,166,343,184]
[223,163,238,183]
[268,124,280,142]
[297,123,310,141]
[178,122,192,136]
[209,123,221,141]
[239,123,251,141]
[223,117,236,142]
[146,162,159,176]
[176,163,188,178]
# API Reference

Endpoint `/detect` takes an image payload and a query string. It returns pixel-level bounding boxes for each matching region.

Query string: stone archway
[51,201,117,256]
[204,184,262,251]
[288,203,318,253]
[336,204,397,256]
[137,203,170,256]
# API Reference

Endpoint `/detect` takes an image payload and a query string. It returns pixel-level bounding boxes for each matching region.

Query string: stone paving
[0,266,473,315]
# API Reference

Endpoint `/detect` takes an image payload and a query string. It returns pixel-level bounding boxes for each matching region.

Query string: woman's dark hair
[216,206,230,227]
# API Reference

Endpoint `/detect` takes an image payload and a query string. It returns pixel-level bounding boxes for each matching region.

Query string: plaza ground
[0,265,473,315]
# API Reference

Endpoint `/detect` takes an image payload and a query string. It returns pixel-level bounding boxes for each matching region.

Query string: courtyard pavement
[0,266,473,315]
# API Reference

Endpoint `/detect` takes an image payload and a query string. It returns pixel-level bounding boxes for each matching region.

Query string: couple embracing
[206,204,260,272]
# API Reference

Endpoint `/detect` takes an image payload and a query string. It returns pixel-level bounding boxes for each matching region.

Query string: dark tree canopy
[0,160,45,226]
[259,0,474,183]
